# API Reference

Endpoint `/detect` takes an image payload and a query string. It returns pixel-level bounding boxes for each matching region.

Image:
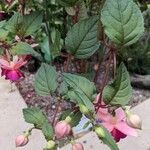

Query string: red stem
[95,49,113,113]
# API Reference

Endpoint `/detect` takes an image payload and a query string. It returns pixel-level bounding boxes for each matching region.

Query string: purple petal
[111,128,127,142]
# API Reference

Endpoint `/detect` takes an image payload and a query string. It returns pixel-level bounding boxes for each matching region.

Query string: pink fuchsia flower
[15,135,29,147]
[97,107,138,142]
[55,121,71,139]
[72,143,84,150]
[0,56,27,81]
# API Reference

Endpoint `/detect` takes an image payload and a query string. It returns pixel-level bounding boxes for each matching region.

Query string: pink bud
[72,143,84,150]
[55,121,71,139]
[15,135,29,147]
[126,114,142,129]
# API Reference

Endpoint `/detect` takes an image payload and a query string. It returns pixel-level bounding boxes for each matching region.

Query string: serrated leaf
[65,16,100,59]
[95,125,119,150]
[23,107,47,128]
[21,11,43,36]
[0,29,9,40]
[103,63,132,106]
[5,12,23,34]
[12,42,42,61]
[0,20,6,28]
[5,12,42,36]
[101,0,144,46]
[34,63,58,96]
[63,73,96,110]
[42,122,54,141]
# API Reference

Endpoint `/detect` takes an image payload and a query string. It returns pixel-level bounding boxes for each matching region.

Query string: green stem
[44,0,53,63]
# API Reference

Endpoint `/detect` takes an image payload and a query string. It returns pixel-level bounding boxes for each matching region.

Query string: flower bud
[44,140,56,150]
[55,121,71,139]
[126,113,142,129]
[79,104,90,115]
[15,134,29,147]
[94,126,106,138]
[72,143,84,150]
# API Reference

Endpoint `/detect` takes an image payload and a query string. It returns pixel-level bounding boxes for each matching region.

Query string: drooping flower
[0,56,27,81]
[15,135,29,147]
[97,107,138,142]
[54,121,71,139]
[72,143,84,150]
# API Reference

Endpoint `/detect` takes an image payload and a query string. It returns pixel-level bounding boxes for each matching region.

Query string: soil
[15,71,150,120]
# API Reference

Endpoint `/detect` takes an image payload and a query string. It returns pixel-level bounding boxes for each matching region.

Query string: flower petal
[97,108,111,122]
[5,70,23,81]
[115,108,126,122]
[111,128,127,142]
[115,122,138,137]
[101,122,114,132]
[0,58,12,70]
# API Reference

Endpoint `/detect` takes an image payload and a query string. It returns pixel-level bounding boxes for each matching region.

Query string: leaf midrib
[64,74,92,101]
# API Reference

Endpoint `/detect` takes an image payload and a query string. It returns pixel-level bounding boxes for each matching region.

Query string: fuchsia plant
[0,0,145,149]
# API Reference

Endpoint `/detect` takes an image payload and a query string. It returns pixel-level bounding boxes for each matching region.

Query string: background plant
[0,0,147,150]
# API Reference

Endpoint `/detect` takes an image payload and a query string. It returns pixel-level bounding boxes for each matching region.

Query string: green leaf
[21,11,43,36]
[65,16,100,59]
[70,111,82,127]
[0,48,4,55]
[63,73,96,110]
[5,12,23,34]
[51,29,62,58]
[57,0,80,7]
[23,107,47,128]
[101,0,144,46]
[95,125,119,150]
[40,37,51,63]
[0,29,9,41]
[42,122,54,141]
[34,63,58,96]
[12,42,42,61]
[103,63,132,106]
[0,20,6,28]
[40,30,61,63]
[59,110,82,127]
[5,12,43,36]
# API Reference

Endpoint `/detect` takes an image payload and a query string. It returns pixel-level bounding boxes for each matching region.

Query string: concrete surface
[0,75,150,150]
[0,76,46,150]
